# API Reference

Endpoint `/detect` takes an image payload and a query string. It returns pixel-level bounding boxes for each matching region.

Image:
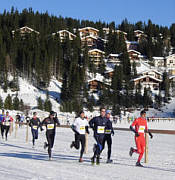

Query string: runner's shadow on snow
[0,152,48,161]
[0,142,36,151]
[53,153,91,163]
[114,162,175,173]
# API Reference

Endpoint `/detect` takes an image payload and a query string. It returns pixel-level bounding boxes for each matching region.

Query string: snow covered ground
[0,126,174,180]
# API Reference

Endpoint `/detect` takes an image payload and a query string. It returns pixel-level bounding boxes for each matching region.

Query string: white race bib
[105,129,111,134]
[33,126,38,130]
[4,122,10,126]
[138,126,145,133]
[79,126,85,134]
[47,124,54,130]
[97,126,105,134]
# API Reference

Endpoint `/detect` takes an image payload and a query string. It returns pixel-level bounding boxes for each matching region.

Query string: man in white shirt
[70,111,89,162]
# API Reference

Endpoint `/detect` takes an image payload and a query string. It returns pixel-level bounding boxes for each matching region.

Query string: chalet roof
[152,57,165,60]
[53,30,76,37]
[138,69,163,76]
[108,53,121,57]
[12,26,40,34]
[78,27,99,32]
[125,40,139,44]
[134,30,144,34]
[81,35,98,40]
[88,48,105,54]
[128,49,141,55]
[132,75,162,82]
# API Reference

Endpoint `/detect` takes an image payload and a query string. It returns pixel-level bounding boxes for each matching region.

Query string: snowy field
[0,126,175,180]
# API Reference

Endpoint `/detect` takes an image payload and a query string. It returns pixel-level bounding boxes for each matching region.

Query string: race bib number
[33,126,38,130]
[47,124,54,130]
[4,122,10,126]
[79,126,85,134]
[97,126,105,134]
[138,126,145,133]
[105,129,111,134]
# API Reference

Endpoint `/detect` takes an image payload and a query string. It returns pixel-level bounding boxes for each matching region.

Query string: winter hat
[50,111,55,116]
[106,110,111,114]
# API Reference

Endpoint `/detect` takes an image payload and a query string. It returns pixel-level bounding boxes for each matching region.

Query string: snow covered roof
[78,27,99,32]
[88,49,105,54]
[132,75,162,82]
[53,30,76,37]
[152,57,165,60]
[12,26,40,34]
[128,49,141,55]
[134,30,144,34]
[108,53,121,57]
[81,35,98,40]
[138,69,163,76]
[125,40,139,44]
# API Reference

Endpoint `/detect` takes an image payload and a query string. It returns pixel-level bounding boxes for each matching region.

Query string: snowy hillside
[1,75,175,124]
[0,76,62,112]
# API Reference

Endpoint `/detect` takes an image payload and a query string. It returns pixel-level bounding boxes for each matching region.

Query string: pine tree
[13,95,20,110]
[37,97,43,110]
[44,91,52,112]
[19,99,24,111]
[0,96,3,109]
[4,94,13,110]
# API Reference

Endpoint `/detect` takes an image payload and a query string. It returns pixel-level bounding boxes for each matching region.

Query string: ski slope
[0,126,174,180]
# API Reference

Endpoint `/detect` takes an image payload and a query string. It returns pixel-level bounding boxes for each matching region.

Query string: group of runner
[0,108,153,166]
[70,107,153,167]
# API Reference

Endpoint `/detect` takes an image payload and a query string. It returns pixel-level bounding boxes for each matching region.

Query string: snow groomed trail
[0,126,175,180]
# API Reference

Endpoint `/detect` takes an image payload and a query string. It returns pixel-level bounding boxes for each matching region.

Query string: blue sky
[0,0,174,27]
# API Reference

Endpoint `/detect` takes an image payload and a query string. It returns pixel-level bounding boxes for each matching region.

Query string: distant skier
[129,110,153,167]
[89,107,108,165]
[2,111,13,140]
[41,111,60,160]
[70,111,89,162]
[101,110,114,163]
[29,112,42,148]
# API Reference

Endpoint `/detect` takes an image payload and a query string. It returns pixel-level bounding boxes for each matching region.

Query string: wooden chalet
[52,30,76,42]
[81,35,98,47]
[128,50,141,64]
[79,27,99,38]
[138,69,163,80]
[132,75,162,91]
[166,54,175,75]
[125,41,139,51]
[12,26,39,36]
[107,54,121,65]
[152,57,165,68]
[88,78,103,92]
[134,30,147,42]
[88,49,105,66]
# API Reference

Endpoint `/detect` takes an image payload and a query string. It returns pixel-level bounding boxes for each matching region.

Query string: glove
[149,132,153,139]
[111,131,114,136]
[135,132,140,137]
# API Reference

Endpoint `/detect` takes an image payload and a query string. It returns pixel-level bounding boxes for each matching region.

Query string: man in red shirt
[129,110,153,167]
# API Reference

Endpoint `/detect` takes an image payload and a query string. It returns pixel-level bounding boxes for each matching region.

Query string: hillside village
[12,26,175,100]
[0,9,175,115]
